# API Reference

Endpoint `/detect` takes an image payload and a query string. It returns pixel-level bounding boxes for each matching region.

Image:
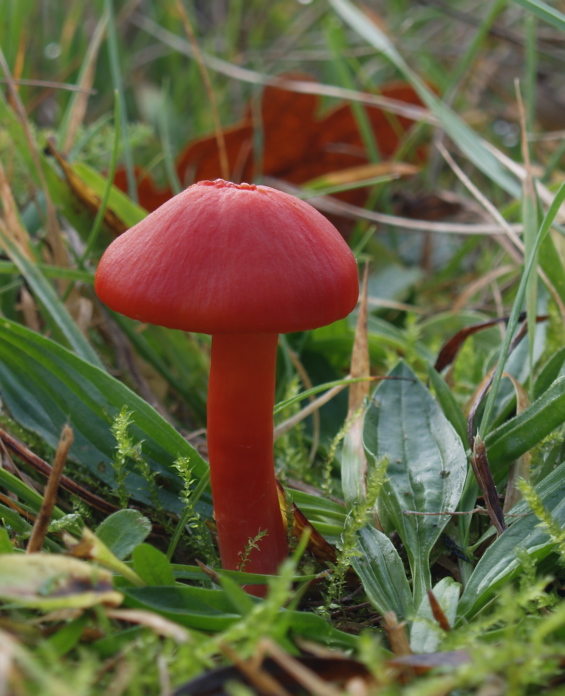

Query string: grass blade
[329,0,521,197]
[479,182,565,435]
[0,214,102,368]
[512,0,565,32]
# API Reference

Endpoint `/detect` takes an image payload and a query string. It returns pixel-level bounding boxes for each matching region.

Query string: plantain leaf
[132,544,176,586]
[352,525,414,620]
[410,576,461,653]
[124,585,358,649]
[363,361,467,607]
[96,510,152,560]
[0,318,209,515]
[458,460,565,619]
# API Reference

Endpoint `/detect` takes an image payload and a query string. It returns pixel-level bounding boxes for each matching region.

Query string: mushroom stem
[207,332,288,592]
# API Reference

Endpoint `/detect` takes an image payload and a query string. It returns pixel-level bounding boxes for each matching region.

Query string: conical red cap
[95,179,358,334]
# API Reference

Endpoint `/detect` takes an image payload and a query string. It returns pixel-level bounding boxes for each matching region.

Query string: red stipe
[208,333,287,596]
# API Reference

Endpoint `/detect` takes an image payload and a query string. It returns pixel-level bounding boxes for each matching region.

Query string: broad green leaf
[363,361,467,607]
[352,525,414,620]
[218,573,257,616]
[458,461,565,619]
[124,585,358,649]
[123,585,257,632]
[0,319,209,515]
[289,489,347,543]
[330,0,520,197]
[96,510,152,560]
[0,554,122,610]
[45,614,90,659]
[410,577,460,653]
[0,528,14,553]
[132,543,176,586]
[285,610,358,650]
[485,375,565,470]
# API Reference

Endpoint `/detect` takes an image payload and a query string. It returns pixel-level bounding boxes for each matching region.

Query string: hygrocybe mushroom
[95,179,358,594]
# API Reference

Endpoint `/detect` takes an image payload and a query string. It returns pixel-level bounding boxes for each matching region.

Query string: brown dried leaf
[427,589,452,632]
[115,77,424,221]
[277,480,337,565]
[171,650,374,696]
[383,611,412,657]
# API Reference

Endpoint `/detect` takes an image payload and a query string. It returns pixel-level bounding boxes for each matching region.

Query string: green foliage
[95,509,152,561]
[327,454,389,606]
[237,529,269,572]
[110,408,139,507]
[364,361,468,608]
[273,375,310,482]
[4,0,565,693]
[170,455,217,564]
[518,478,565,562]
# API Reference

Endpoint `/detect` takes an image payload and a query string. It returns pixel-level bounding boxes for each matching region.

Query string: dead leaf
[276,481,337,565]
[105,608,190,642]
[342,264,372,507]
[383,611,412,657]
[433,312,550,374]
[171,650,374,696]
[427,589,452,632]
[114,76,424,226]
[470,435,506,536]
[502,373,531,512]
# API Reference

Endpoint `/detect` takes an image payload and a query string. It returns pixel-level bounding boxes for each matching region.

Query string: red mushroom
[95,179,358,594]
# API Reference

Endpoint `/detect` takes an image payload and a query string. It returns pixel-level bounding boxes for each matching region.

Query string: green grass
[2,1,565,693]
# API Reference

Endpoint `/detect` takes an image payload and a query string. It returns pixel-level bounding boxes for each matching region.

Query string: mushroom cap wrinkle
[95,179,358,334]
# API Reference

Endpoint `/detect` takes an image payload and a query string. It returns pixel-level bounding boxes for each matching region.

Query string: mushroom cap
[95,179,358,335]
